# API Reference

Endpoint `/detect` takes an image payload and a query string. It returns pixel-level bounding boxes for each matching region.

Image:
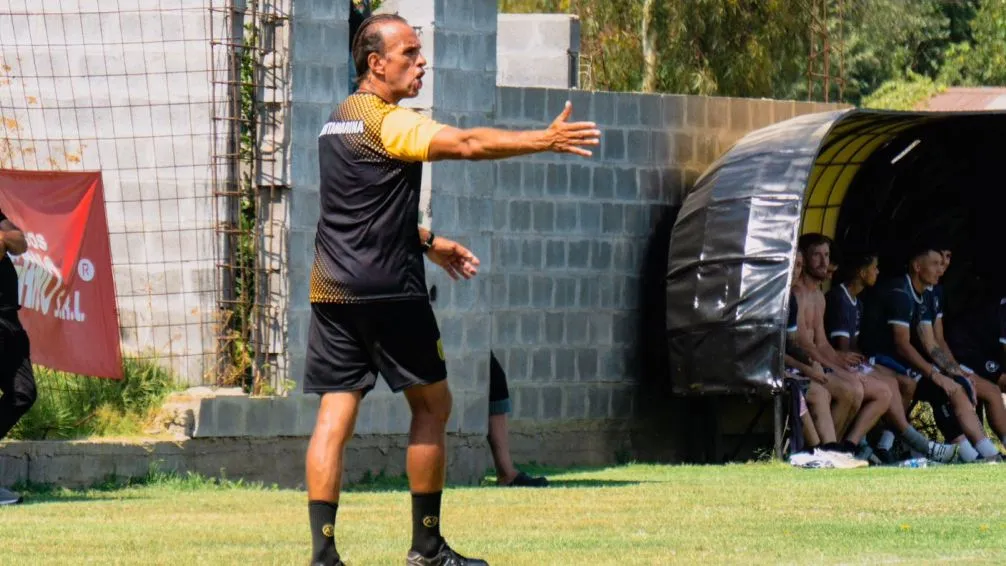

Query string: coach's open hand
[546,101,601,157]
[426,236,480,281]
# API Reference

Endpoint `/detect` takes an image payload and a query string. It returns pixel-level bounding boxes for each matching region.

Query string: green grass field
[2,462,1005,565]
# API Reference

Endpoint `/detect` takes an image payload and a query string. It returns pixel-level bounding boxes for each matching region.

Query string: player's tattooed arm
[928,346,963,376]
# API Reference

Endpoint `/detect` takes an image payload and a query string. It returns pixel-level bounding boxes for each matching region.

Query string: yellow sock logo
[422,515,439,528]
[322,524,334,538]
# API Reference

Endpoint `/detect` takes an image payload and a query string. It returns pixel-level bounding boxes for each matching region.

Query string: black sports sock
[309,500,340,564]
[411,491,444,557]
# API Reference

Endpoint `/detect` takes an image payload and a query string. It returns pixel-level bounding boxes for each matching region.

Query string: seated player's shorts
[871,354,923,381]
[304,300,447,396]
[954,350,1002,382]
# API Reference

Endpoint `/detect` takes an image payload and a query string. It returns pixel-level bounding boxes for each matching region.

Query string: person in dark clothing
[0,207,33,506]
[487,351,548,487]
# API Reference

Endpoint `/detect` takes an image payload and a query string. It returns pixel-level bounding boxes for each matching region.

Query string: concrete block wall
[0,1,225,382]
[490,89,844,425]
[286,0,350,393]
[496,14,580,89]
[425,0,499,437]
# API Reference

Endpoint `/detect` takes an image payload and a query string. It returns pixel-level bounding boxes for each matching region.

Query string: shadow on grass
[342,463,650,493]
[9,467,284,503]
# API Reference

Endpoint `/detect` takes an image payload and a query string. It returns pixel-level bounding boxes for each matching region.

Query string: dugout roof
[665,107,1006,397]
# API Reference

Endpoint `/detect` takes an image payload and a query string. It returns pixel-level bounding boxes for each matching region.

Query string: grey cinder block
[592,167,614,199]
[578,203,601,233]
[507,274,530,307]
[577,349,599,381]
[521,239,543,269]
[554,203,577,233]
[531,348,553,380]
[544,312,565,344]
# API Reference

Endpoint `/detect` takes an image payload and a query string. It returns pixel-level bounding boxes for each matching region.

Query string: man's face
[938,250,952,278]
[915,251,943,286]
[371,22,427,100]
[793,251,804,282]
[861,257,880,287]
[804,243,830,281]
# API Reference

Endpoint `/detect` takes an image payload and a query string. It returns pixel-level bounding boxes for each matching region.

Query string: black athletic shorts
[954,349,1002,382]
[488,350,511,416]
[304,300,447,396]
[917,374,975,442]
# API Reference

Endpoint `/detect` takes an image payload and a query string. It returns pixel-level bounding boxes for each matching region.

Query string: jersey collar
[840,283,857,306]
[904,274,925,304]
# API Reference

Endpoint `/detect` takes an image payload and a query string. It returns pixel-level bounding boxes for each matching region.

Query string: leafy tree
[938,0,1006,86]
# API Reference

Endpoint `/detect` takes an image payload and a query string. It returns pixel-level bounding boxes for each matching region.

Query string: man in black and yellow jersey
[305,13,600,566]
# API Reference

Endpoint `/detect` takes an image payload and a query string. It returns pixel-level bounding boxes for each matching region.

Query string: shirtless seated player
[784,250,844,463]
[859,244,1001,463]
[824,251,957,463]
[795,234,890,460]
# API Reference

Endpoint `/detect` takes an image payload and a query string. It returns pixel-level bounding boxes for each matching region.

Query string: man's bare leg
[488,413,518,484]
[306,391,363,565]
[802,409,821,447]
[825,372,863,439]
[872,371,957,462]
[403,380,453,557]
[806,382,836,444]
[973,376,1006,444]
[843,376,891,446]
[947,387,1002,460]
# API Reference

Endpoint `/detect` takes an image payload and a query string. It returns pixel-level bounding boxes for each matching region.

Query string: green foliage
[938,0,1006,86]
[642,0,810,98]
[829,0,950,104]
[498,0,1004,106]
[861,71,945,110]
[9,358,179,441]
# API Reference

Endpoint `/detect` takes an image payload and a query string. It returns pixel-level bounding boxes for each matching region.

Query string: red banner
[0,169,123,379]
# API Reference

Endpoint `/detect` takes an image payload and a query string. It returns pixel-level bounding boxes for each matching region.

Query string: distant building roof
[922,87,1006,111]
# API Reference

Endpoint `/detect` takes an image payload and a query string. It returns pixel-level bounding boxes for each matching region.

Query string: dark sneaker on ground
[977,453,1003,464]
[406,541,488,566]
[0,487,22,506]
[872,448,894,464]
[505,471,548,487]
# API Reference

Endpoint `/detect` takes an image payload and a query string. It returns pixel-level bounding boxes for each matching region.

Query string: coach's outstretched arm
[427,102,600,161]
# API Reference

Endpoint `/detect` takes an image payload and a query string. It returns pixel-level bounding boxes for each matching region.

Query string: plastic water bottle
[898,457,929,468]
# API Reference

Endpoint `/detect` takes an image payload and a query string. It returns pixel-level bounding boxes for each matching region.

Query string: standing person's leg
[370,301,486,565]
[303,304,376,566]
[0,325,35,507]
[487,351,547,487]
[0,335,35,442]
[0,321,35,506]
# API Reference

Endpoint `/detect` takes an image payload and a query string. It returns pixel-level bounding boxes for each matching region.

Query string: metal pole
[773,394,784,461]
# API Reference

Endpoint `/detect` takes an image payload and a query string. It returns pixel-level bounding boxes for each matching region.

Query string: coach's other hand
[546,101,601,157]
[426,236,480,281]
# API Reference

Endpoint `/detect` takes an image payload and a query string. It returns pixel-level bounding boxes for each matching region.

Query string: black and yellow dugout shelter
[665,108,1006,397]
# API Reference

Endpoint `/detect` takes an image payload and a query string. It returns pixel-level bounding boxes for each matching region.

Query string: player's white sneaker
[818,449,869,469]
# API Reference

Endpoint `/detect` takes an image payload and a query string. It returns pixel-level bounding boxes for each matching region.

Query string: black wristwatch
[422,231,435,251]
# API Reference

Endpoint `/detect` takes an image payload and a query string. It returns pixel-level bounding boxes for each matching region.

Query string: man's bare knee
[807,383,831,406]
[872,381,893,405]
[405,381,453,425]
